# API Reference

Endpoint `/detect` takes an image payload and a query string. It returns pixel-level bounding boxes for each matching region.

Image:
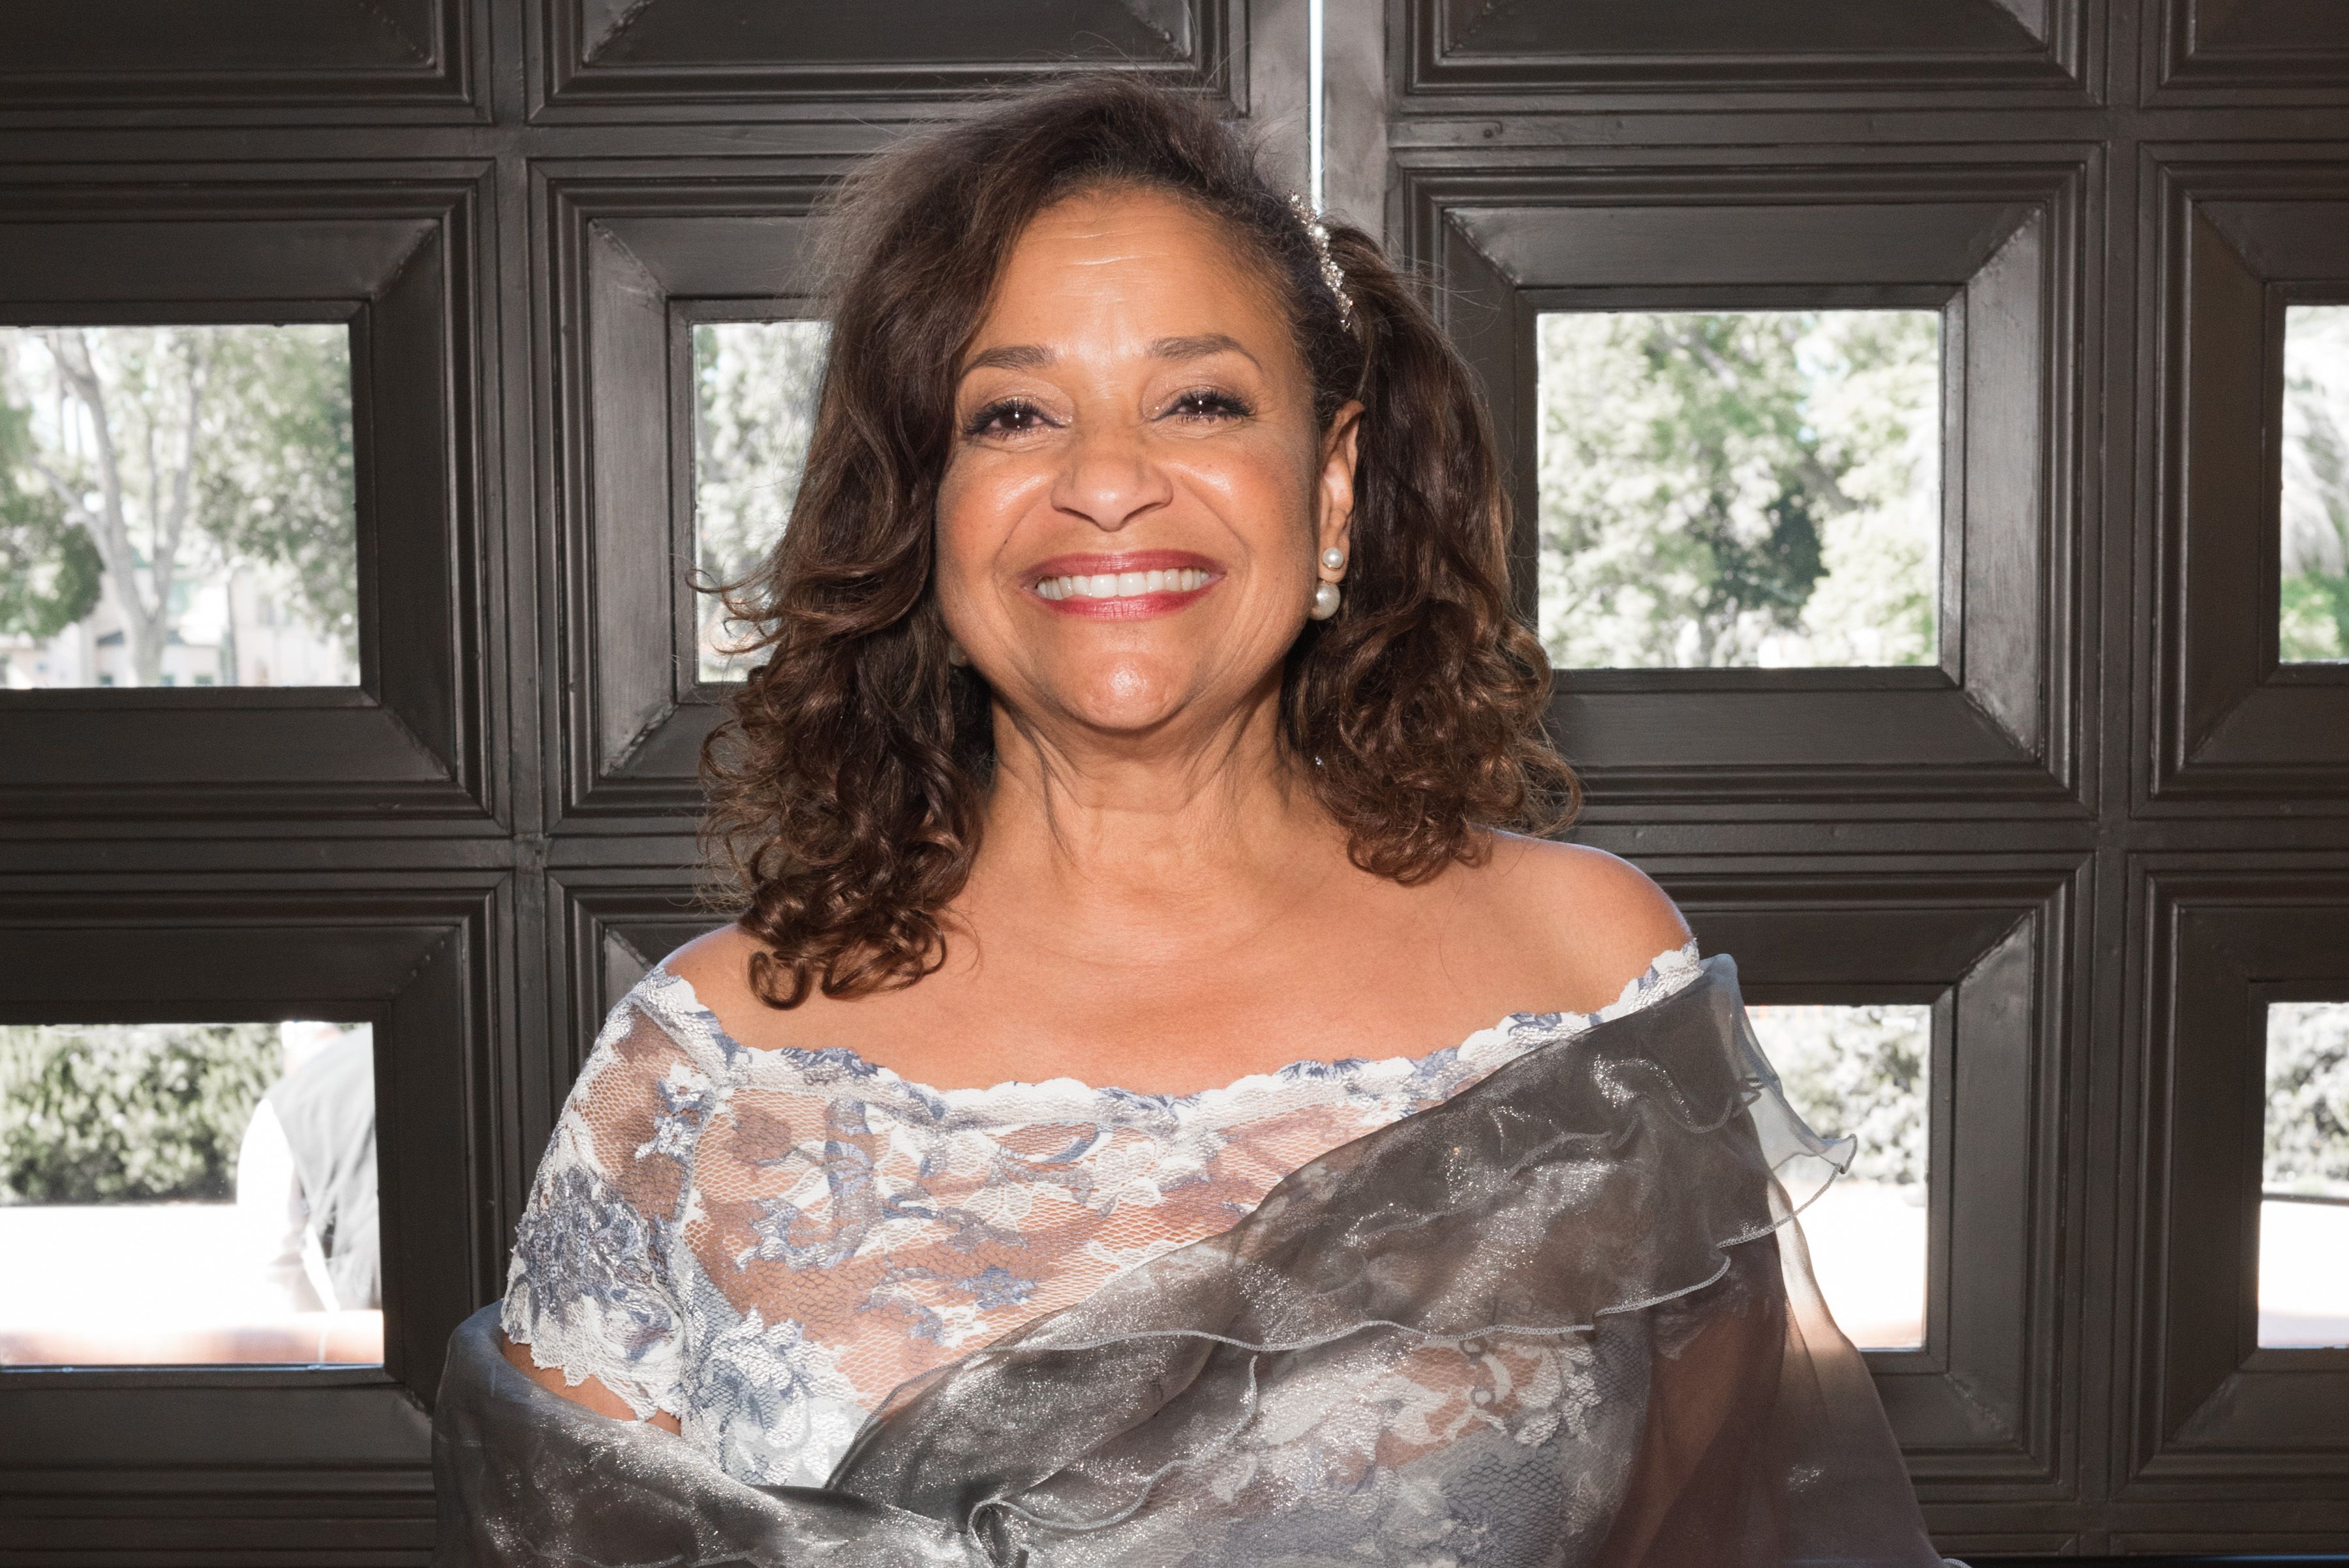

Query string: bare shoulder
[1467,833,1691,1004]
[660,921,765,1020]
[658,921,857,1053]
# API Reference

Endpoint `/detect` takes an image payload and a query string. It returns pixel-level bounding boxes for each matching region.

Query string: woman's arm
[497,1329,683,1433]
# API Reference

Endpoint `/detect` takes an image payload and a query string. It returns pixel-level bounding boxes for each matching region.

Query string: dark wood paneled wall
[0,1,2343,1560]
[1388,0,2349,1554]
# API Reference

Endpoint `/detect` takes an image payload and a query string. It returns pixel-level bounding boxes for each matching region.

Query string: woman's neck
[965,686,1349,966]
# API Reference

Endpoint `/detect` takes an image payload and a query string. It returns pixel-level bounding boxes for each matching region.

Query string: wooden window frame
[2143,0,2349,106]
[2125,861,2349,1505]
[1400,155,2092,816]
[526,0,1243,123]
[0,0,477,125]
[1396,0,2091,103]
[2142,151,2349,812]
[0,172,497,827]
[542,170,836,824]
[0,875,508,1556]
[1661,861,2083,1546]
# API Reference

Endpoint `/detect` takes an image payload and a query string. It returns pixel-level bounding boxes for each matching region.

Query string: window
[0,324,358,692]
[2262,1000,2349,1348]
[1536,309,1941,670]
[1747,1003,1932,1350]
[0,1019,379,1366]
[690,318,828,681]
[2281,304,2349,664]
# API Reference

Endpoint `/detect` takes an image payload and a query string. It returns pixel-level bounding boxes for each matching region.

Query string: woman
[433,76,1948,1567]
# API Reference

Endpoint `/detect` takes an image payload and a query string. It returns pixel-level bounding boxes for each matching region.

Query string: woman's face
[936,186,1359,746]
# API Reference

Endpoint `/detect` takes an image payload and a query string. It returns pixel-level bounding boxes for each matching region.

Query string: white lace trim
[639,938,1702,1132]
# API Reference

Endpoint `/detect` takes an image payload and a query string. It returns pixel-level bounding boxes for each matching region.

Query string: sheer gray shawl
[432,956,1946,1567]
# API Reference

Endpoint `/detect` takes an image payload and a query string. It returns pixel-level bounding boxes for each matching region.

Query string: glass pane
[0,324,358,690]
[2261,1001,2349,1348]
[1537,309,1941,669]
[1747,1002,1933,1349]
[693,318,829,683]
[0,1020,381,1366]
[2280,304,2349,664]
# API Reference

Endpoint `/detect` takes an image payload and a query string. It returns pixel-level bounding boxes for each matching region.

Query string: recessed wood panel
[2140,152,2349,812]
[0,874,508,1558]
[1401,156,2093,815]
[1659,862,2084,1499]
[1401,0,2086,98]
[0,0,474,119]
[534,0,1237,119]
[2125,861,2349,1494]
[2149,0,2349,103]
[0,174,499,829]
[538,172,838,825]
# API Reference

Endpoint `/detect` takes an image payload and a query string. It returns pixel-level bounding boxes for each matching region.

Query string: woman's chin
[1036,664,1225,739]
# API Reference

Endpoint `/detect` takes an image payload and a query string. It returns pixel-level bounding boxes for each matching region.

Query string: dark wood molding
[2140,149,2349,814]
[0,169,502,829]
[1661,861,2086,1501]
[0,874,512,1560]
[2143,0,2349,106]
[528,0,1242,123]
[536,167,840,828]
[1399,153,2096,816]
[1394,0,2095,107]
[2122,860,2349,1498]
[0,0,480,126]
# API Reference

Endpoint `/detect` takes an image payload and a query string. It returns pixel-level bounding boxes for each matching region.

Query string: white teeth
[1036,568,1210,601]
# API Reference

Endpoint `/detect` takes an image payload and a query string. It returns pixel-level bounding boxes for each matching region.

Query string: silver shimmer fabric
[431,956,1948,1567]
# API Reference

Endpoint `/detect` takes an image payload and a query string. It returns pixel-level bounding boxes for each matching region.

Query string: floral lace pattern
[502,941,1704,1488]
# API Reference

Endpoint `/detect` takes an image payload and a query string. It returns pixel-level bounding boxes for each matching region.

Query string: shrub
[0,1022,282,1205]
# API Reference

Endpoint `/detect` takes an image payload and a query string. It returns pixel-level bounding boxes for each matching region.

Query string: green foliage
[193,324,359,662]
[2266,1003,2349,1197]
[2279,307,2349,664]
[0,399,102,642]
[1538,309,1940,669]
[1748,1004,1932,1187]
[0,1022,282,1205]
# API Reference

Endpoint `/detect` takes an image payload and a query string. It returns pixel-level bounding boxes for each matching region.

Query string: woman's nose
[1049,420,1172,532]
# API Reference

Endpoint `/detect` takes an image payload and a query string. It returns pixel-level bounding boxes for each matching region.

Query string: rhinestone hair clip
[1289,194,1353,328]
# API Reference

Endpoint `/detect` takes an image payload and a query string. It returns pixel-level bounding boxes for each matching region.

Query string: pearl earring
[947,639,970,667]
[1310,580,1342,621]
[1320,546,1346,572]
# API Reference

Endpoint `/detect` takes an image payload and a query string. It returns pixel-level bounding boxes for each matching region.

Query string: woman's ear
[1317,400,1365,559]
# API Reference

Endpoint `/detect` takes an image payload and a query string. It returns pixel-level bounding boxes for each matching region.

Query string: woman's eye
[1165,390,1252,422]
[965,399,1051,437]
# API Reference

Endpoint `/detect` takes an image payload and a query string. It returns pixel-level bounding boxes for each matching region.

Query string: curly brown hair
[701,73,1576,1009]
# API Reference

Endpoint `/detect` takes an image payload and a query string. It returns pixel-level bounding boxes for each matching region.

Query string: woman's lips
[1026,551,1221,619]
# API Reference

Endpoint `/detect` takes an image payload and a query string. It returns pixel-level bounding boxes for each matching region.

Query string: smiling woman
[431,75,1950,1568]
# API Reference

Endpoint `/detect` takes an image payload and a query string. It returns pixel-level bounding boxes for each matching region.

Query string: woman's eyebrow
[963,343,1052,375]
[1151,333,1258,367]
[960,335,1261,379]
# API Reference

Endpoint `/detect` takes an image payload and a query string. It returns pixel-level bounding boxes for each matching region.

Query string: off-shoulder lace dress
[500,941,1705,1488]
